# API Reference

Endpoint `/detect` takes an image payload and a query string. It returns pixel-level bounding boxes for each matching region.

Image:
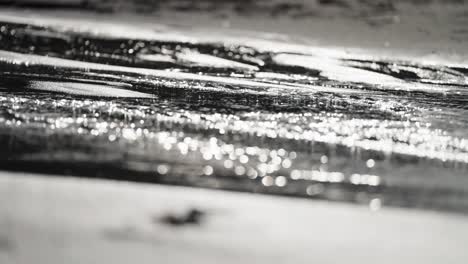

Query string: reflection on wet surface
[0,14,468,213]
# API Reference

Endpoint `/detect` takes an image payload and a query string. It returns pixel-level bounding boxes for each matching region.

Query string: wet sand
[2,171,468,264]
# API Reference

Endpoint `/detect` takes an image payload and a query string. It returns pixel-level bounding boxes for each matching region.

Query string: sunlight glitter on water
[0,13,468,213]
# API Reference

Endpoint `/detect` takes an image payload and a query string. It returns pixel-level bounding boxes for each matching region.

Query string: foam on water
[29,81,154,98]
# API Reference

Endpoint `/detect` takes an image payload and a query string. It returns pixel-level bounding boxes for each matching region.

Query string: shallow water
[1,14,468,213]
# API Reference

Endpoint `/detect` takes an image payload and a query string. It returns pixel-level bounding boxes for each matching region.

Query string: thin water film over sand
[1,13,468,213]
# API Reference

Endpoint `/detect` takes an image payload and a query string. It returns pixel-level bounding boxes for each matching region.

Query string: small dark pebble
[159,208,206,227]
